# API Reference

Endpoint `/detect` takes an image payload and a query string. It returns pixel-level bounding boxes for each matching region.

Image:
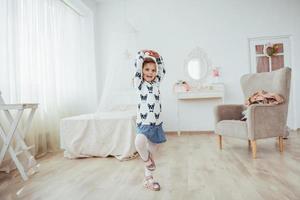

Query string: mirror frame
[184,47,211,85]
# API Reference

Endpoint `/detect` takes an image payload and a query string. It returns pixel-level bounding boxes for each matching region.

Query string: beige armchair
[214,67,291,158]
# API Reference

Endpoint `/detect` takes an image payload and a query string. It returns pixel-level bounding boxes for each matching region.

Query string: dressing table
[175,47,225,135]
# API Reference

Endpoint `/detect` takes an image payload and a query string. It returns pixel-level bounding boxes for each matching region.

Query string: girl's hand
[142,50,160,58]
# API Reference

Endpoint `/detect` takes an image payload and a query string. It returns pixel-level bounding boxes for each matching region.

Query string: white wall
[93,0,300,131]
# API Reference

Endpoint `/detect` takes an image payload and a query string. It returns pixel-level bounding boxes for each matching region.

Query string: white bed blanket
[60,110,137,160]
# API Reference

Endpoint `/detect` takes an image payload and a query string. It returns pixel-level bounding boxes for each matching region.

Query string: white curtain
[0,0,97,156]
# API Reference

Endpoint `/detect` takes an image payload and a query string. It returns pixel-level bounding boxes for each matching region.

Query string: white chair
[0,91,38,181]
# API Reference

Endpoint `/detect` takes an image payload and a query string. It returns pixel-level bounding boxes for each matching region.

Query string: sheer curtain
[96,32,137,113]
[0,0,97,156]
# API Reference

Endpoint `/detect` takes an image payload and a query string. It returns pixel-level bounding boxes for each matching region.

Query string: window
[249,36,291,73]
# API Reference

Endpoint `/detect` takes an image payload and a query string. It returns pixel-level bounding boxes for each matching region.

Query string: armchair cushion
[216,120,248,139]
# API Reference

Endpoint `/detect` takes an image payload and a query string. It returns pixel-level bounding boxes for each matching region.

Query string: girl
[133,50,166,191]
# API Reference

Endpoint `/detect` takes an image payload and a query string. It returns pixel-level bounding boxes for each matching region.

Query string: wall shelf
[176,90,224,100]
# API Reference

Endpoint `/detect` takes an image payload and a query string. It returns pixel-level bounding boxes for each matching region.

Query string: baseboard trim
[166,131,214,135]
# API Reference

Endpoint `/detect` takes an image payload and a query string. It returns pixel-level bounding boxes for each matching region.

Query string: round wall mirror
[184,47,210,84]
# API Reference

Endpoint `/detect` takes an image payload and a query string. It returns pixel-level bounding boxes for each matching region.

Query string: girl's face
[143,63,156,82]
[143,62,157,82]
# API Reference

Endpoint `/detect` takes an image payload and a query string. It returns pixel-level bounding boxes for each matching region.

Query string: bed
[60,107,137,160]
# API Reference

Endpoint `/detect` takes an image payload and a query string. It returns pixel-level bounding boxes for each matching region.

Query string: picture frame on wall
[248,35,291,73]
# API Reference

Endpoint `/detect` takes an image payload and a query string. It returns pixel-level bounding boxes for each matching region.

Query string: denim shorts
[136,122,167,144]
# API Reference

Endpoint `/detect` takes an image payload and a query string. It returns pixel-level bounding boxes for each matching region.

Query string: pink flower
[212,68,220,77]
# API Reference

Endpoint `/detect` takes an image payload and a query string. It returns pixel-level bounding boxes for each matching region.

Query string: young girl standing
[133,50,166,191]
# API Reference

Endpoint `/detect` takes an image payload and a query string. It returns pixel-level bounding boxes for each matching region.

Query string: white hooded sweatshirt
[133,51,166,126]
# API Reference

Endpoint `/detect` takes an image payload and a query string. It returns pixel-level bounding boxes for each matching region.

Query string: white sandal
[143,175,160,191]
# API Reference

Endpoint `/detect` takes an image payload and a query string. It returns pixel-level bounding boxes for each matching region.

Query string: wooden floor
[1,131,300,200]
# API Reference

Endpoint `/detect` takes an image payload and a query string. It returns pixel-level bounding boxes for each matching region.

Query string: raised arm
[133,51,145,90]
[133,50,166,90]
[155,55,166,83]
